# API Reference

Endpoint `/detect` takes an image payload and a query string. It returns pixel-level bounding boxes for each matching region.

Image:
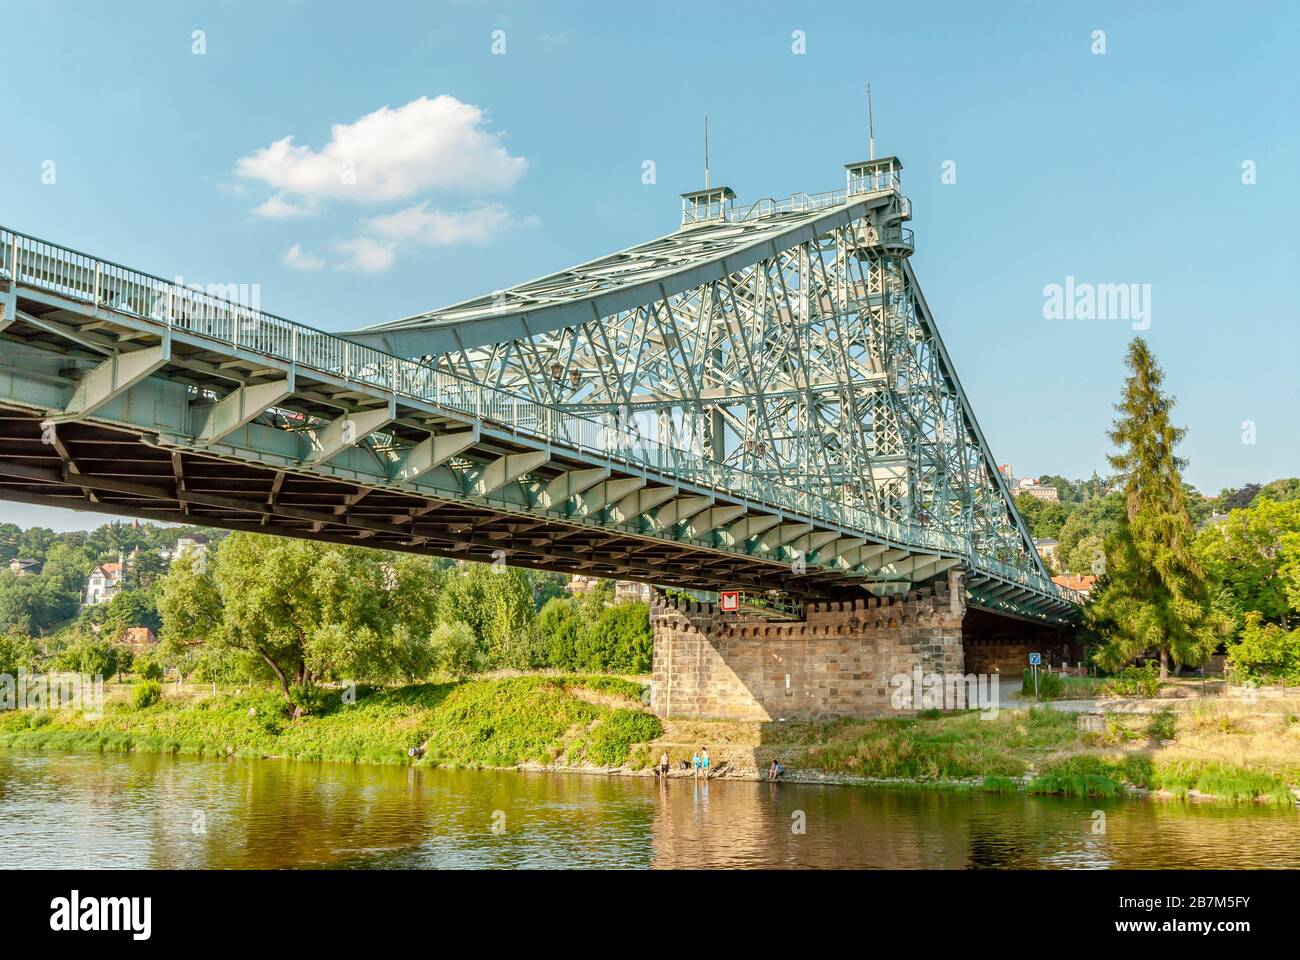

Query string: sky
[2,0,1297,532]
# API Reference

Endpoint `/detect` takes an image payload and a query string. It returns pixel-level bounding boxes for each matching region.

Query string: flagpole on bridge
[867,82,875,161]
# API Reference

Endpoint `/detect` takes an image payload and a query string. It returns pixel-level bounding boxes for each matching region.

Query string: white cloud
[362,203,514,247]
[283,243,325,270]
[254,194,320,219]
[235,95,527,205]
[333,237,397,273]
[330,203,532,272]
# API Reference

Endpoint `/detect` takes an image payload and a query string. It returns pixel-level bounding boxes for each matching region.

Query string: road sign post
[1029,652,1041,699]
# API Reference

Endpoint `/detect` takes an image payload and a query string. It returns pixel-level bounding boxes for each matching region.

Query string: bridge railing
[0,223,1075,609]
[727,189,858,223]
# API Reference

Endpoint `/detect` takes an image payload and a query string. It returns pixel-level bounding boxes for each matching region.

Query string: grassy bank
[3,676,1297,806]
[0,675,661,770]
[737,700,1300,805]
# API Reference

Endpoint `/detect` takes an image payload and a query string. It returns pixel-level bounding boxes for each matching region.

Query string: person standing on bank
[700,747,711,779]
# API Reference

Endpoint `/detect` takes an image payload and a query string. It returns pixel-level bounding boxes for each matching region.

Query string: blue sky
[2,0,1297,531]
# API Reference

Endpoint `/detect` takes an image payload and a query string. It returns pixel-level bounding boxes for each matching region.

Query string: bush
[133,680,162,710]
[1227,613,1300,685]
[580,709,663,766]
[288,682,329,717]
[387,623,435,683]
[1022,667,1063,700]
[1105,715,1143,743]
[1099,663,1160,698]
[0,630,38,676]
[137,657,164,682]
[1147,709,1177,742]
[428,622,484,680]
[536,598,581,671]
[54,637,119,678]
[573,602,652,674]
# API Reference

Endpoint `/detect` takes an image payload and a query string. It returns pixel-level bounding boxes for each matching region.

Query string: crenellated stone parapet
[650,569,967,720]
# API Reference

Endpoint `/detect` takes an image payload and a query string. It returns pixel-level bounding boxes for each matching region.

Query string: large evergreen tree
[1086,338,1229,676]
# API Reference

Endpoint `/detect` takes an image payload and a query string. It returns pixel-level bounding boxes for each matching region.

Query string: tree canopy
[1085,338,1230,675]
[158,534,443,702]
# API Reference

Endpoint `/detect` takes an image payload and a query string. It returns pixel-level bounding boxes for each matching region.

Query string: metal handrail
[683,177,900,227]
[0,223,1074,608]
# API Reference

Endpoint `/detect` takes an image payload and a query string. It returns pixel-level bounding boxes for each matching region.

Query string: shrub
[579,709,663,766]
[1105,715,1142,743]
[54,637,119,679]
[1227,613,1300,685]
[428,622,484,680]
[535,598,581,671]
[387,623,435,683]
[1146,709,1177,742]
[1022,667,1063,700]
[573,602,652,674]
[1099,663,1160,698]
[133,680,162,710]
[137,657,164,682]
[0,630,38,676]
[288,682,329,717]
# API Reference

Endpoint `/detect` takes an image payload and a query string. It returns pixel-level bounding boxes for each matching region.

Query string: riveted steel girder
[0,179,1081,624]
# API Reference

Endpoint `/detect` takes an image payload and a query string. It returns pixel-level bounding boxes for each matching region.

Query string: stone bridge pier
[649,570,1080,721]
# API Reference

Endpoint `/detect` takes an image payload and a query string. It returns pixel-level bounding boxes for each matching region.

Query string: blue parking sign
[1029,652,1041,666]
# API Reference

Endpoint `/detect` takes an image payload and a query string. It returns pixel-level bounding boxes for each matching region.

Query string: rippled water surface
[1,750,1297,869]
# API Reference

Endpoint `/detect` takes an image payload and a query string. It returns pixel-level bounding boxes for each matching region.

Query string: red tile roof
[123,627,156,645]
[1052,574,1098,591]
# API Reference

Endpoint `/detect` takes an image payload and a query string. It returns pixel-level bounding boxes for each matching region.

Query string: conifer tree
[1086,338,1229,676]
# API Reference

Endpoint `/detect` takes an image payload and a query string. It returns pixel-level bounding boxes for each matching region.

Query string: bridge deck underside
[0,405,846,596]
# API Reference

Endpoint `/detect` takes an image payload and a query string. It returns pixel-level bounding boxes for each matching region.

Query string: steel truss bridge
[0,157,1080,625]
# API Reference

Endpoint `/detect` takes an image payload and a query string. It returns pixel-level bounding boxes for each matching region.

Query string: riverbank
[642,697,1300,805]
[0,675,661,769]
[2,675,1298,805]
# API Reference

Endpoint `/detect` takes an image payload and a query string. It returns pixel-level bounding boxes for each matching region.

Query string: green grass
[1022,668,1063,700]
[979,775,1022,793]
[1146,709,1178,742]
[1150,760,1294,806]
[0,675,661,770]
[1020,671,1106,701]
[567,709,664,768]
[784,705,1297,806]
[1027,756,1131,797]
[797,706,1078,781]
[1010,753,1292,805]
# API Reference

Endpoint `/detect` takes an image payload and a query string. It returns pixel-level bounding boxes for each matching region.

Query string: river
[1,750,1296,869]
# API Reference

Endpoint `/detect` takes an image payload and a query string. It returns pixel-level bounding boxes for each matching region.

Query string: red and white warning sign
[720,591,740,612]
